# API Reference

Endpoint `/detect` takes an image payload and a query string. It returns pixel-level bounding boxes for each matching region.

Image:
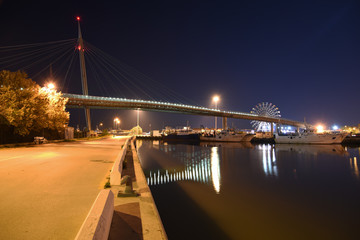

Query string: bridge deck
[63,93,305,128]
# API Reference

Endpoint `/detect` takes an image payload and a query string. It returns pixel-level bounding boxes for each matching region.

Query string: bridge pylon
[222,117,227,130]
[76,16,91,132]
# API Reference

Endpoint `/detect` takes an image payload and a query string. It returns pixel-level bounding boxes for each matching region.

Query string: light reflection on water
[350,157,359,178]
[137,140,360,240]
[145,144,222,194]
[211,147,221,193]
[258,144,278,177]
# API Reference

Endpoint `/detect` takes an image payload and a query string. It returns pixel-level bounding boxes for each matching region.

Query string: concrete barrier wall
[75,189,114,240]
[131,137,168,239]
[110,139,129,186]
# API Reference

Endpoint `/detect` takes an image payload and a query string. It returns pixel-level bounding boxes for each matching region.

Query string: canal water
[137,140,360,240]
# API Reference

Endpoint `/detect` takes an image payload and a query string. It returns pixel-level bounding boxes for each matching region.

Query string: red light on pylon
[76,16,80,21]
[78,45,81,50]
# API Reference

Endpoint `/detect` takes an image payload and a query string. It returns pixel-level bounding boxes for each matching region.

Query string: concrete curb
[110,139,129,186]
[131,138,168,239]
[75,189,114,240]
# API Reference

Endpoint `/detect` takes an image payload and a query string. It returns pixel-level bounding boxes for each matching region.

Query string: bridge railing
[62,93,305,128]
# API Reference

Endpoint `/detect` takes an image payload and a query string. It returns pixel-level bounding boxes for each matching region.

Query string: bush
[104,180,111,189]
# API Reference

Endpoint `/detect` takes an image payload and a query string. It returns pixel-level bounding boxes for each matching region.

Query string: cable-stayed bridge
[0,17,307,130]
[66,18,306,130]
[63,93,306,128]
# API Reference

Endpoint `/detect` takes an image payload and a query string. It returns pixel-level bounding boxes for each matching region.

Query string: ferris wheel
[250,102,281,132]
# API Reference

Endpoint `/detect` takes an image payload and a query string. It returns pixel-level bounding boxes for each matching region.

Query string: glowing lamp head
[332,125,339,130]
[76,16,80,21]
[47,83,55,90]
[213,95,220,103]
[316,125,324,133]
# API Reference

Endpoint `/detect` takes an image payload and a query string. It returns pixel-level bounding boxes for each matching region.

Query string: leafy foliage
[100,129,109,136]
[130,125,142,135]
[0,70,69,136]
[104,180,111,189]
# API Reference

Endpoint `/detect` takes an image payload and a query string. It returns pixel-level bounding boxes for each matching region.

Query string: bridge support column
[222,117,227,130]
[271,122,274,136]
[85,106,91,132]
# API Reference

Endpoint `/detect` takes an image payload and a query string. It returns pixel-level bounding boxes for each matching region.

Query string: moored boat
[274,144,347,155]
[200,130,255,142]
[274,130,348,144]
[162,126,200,141]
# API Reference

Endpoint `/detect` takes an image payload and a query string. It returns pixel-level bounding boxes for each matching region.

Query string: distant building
[342,125,359,134]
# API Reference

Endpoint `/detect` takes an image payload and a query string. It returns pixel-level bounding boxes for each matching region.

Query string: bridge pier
[222,117,227,130]
[271,122,274,136]
[85,107,91,132]
[77,18,91,132]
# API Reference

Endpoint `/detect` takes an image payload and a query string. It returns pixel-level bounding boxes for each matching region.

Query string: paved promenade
[0,137,127,240]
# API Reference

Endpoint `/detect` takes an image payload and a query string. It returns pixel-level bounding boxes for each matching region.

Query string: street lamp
[42,82,56,93]
[47,83,55,90]
[137,108,140,126]
[213,95,220,129]
[114,117,120,130]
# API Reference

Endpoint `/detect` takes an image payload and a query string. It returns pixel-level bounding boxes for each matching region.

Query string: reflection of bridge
[145,146,221,194]
[63,93,306,128]
[144,142,356,188]
[145,143,278,187]
[143,143,278,191]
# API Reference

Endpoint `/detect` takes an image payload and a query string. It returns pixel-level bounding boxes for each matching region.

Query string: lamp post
[137,108,140,126]
[213,95,220,130]
[114,118,120,130]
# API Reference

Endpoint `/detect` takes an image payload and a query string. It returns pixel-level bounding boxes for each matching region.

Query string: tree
[0,70,69,136]
[130,125,142,135]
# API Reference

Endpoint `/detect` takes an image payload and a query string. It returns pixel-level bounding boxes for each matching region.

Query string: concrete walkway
[0,136,128,240]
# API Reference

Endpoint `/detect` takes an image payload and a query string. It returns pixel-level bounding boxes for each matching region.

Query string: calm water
[137,140,360,240]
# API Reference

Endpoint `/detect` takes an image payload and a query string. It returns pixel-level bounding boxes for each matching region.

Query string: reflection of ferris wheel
[250,102,281,131]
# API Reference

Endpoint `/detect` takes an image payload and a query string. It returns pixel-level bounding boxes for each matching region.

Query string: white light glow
[213,95,220,103]
[316,125,324,133]
[211,147,221,194]
[47,83,55,89]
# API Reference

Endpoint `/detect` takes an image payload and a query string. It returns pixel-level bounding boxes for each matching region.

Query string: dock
[75,137,167,240]
[108,138,167,240]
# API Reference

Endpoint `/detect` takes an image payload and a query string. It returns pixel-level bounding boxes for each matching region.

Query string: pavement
[0,136,128,240]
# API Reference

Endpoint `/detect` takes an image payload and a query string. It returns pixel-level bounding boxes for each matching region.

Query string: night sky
[1,0,359,131]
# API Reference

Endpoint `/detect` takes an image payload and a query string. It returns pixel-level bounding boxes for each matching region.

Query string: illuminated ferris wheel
[250,102,281,132]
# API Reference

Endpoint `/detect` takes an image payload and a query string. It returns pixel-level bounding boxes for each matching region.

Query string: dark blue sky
[1,0,359,131]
